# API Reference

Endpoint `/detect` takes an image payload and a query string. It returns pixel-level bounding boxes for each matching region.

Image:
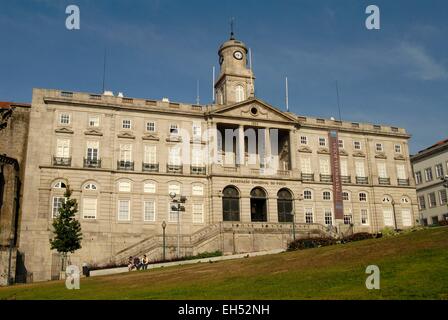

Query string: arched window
[277,189,293,223]
[342,192,350,201]
[250,187,267,222]
[382,195,392,203]
[323,191,331,201]
[84,183,97,190]
[359,192,367,202]
[235,85,245,103]
[401,196,410,204]
[118,180,132,192]
[53,181,66,189]
[223,186,240,221]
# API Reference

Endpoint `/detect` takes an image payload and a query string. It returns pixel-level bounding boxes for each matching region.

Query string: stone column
[238,125,245,166]
[289,129,297,172]
[264,128,271,168]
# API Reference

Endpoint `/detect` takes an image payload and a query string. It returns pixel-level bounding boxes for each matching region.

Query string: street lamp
[161,221,167,261]
[169,192,187,259]
[391,200,398,231]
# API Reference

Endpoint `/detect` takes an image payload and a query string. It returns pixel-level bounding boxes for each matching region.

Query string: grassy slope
[1,227,447,300]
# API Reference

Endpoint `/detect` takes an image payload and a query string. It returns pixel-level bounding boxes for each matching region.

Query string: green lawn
[1,227,447,300]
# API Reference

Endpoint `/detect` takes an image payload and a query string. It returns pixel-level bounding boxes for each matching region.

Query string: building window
[144,145,157,164]
[277,189,293,223]
[319,137,327,147]
[168,184,181,196]
[428,193,437,208]
[425,168,433,182]
[435,163,444,179]
[86,141,99,161]
[118,200,130,221]
[59,113,70,125]
[82,198,97,219]
[383,209,394,227]
[84,183,97,190]
[122,119,131,129]
[303,190,312,200]
[170,123,179,135]
[401,197,410,204]
[359,192,367,202]
[235,85,245,103]
[305,208,314,224]
[394,144,402,153]
[361,209,369,225]
[439,190,447,205]
[382,196,392,203]
[191,147,203,166]
[343,214,352,225]
[222,186,240,221]
[375,143,384,152]
[324,209,333,226]
[119,144,132,162]
[143,182,156,194]
[168,147,181,166]
[323,191,331,201]
[401,209,412,227]
[301,158,312,174]
[415,171,422,185]
[396,164,407,180]
[340,159,348,177]
[118,181,131,192]
[143,200,156,222]
[146,121,156,132]
[338,139,344,149]
[56,139,70,158]
[353,141,361,150]
[52,197,65,218]
[355,161,366,177]
[192,185,204,196]
[192,203,204,224]
[193,123,202,139]
[342,192,350,201]
[54,181,67,189]
[377,162,388,178]
[418,195,426,210]
[320,158,330,175]
[300,136,308,145]
[89,116,99,127]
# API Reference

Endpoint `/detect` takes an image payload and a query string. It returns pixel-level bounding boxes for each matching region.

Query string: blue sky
[1,0,447,154]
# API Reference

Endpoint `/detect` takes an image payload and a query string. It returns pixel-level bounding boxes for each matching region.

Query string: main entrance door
[250,187,267,222]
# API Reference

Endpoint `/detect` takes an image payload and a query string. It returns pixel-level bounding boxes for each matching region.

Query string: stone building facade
[411,139,448,225]
[17,35,418,282]
[0,102,31,285]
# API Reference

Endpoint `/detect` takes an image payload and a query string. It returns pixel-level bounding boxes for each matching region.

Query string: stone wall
[0,247,17,286]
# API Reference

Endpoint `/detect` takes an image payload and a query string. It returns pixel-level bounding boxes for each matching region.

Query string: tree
[49,185,82,273]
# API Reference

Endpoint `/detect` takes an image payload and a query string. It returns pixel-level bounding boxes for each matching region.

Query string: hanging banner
[328,130,344,220]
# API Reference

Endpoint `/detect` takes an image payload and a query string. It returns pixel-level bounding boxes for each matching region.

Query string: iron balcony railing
[301,173,315,182]
[167,164,183,174]
[398,178,410,186]
[84,158,101,168]
[320,174,333,183]
[191,166,206,175]
[378,177,391,185]
[117,161,134,171]
[341,175,351,184]
[53,157,71,167]
[142,163,159,172]
[356,176,369,185]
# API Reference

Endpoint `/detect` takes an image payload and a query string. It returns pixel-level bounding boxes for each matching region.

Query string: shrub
[439,220,448,226]
[287,237,337,251]
[342,232,376,243]
[380,227,399,237]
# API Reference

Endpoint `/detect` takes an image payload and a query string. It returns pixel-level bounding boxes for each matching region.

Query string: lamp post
[7,233,14,286]
[391,200,398,231]
[162,221,166,261]
[169,192,187,259]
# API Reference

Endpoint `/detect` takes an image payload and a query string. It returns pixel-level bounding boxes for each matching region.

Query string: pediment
[317,148,330,155]
[375,152,387,159]
[55,127,74,134]
[394,154,406,161]
[353,151,366,158]
[142,134,160,141]
[298,146,313,153]
[117,132,135,139]
[210,98,297,123]
[339,150,348,156]
[85,129,103,136]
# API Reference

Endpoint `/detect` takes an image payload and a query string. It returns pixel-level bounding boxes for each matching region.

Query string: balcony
[117,161,134,171]
[320,174,333,183]
[301,173,315,182]
[356,176,369,185]
[341,175,351,184]
[191,165,206,175]
[167,164,183,174]
[53,157,71,167]
[277,170,291,177]
[143,163,159,172]
[378,177,391,185]
[84,158,101,168]
[398,178,410,186]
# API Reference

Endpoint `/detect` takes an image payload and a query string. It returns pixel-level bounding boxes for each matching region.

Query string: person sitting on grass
[128,256,134,271]
[141,255,149,270]
[133,256,141,270]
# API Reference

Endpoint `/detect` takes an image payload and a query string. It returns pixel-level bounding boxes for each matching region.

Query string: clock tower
[215,33,255,105]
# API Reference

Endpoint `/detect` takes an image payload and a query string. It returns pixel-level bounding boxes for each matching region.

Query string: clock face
[233,51,243,60]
